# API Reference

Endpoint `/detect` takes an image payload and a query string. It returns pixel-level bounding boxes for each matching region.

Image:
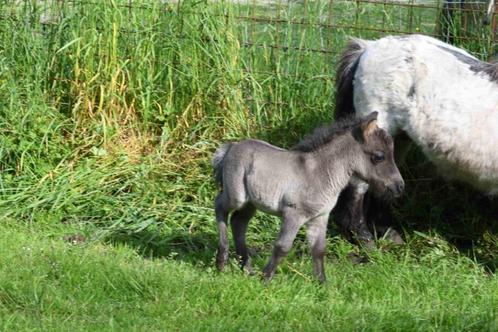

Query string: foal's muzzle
[387,180,405,198]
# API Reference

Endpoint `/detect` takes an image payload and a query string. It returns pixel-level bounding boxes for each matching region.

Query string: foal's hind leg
[263,210,305,282]
[231,204,256,275]
[306,215,328,283]
[215,192,230,271]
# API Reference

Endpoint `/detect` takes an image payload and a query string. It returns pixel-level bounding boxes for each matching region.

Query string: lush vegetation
[0,0,496,330]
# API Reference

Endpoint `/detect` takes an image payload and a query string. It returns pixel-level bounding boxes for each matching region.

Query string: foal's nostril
[396,182,405,195]
[388,181,404,197]
[391,182,404,197]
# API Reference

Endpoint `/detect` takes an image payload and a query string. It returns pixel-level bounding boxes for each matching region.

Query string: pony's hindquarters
[353,35,498,192]
[336,34,498,193]
[351,37,417,135]
[335,38,368,119]
[335,36,414,135]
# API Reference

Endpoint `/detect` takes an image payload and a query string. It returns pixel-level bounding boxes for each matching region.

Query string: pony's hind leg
[263,210,305,282]
[331,180,375,249]
[230,204,256,275]
[306,214,328,283]
[215,192,230,271]
[366,194,404,245]
[366,134,410,244]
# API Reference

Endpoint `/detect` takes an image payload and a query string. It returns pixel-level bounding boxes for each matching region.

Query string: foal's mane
[291,114,361,152]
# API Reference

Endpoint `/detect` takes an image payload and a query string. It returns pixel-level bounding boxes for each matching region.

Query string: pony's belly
[424,148,498,195]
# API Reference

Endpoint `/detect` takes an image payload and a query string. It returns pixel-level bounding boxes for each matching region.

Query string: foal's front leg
[263,210,305,282]
[306,214,328,283]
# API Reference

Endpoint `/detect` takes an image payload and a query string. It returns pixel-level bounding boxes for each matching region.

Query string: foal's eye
[371,151,385,164]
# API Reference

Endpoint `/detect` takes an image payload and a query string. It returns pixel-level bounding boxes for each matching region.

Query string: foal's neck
[308,133,359,194]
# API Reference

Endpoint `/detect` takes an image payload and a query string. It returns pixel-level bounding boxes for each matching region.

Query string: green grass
[0,0,497,330]
[1,222,497,331]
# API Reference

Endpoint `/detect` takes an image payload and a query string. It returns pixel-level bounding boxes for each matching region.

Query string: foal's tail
[335,38,367,119]
[212,143,232,186]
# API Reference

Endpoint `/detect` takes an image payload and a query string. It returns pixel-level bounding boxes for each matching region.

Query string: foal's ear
[353,112,378,143]
[361,111,379,137]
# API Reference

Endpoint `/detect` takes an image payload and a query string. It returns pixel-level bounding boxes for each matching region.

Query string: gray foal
[212,112,404,282]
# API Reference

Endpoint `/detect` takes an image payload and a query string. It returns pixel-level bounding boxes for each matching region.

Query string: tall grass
[0,0,496,252]
[0,0,340,239]
[0,0,496,260]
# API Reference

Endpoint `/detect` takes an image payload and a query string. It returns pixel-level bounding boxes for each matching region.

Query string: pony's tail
[212,143,232,186]
[335,38,368,119]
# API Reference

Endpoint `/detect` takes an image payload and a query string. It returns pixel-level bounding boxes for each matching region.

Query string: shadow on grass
[106,229,219,266]
[391,148,498,271]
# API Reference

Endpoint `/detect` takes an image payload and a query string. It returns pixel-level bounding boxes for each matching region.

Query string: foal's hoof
[216,251,228,271]
[262,268,274,283]
[216,261,225,272]
[242,264,256,276]
[262,274,273,284]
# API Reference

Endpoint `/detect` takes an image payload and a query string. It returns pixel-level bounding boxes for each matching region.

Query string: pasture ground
[0,0,497,330]
[1,220,498,331]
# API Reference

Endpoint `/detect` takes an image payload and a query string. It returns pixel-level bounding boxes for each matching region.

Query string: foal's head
[352,112,404,198]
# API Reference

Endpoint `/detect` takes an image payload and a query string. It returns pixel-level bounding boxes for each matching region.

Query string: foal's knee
[274,240,293,256]
[311,244,326,258]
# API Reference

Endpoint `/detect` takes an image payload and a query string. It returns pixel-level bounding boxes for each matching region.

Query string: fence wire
[4,0,497,57]
[2,0,497,60]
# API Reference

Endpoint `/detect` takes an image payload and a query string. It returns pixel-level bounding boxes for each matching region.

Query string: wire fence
[3,0,497,59]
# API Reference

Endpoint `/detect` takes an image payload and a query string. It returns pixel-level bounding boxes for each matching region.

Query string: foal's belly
[244,175,284,215]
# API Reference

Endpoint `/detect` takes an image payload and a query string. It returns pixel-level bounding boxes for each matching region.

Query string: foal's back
[223,139,312,214]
